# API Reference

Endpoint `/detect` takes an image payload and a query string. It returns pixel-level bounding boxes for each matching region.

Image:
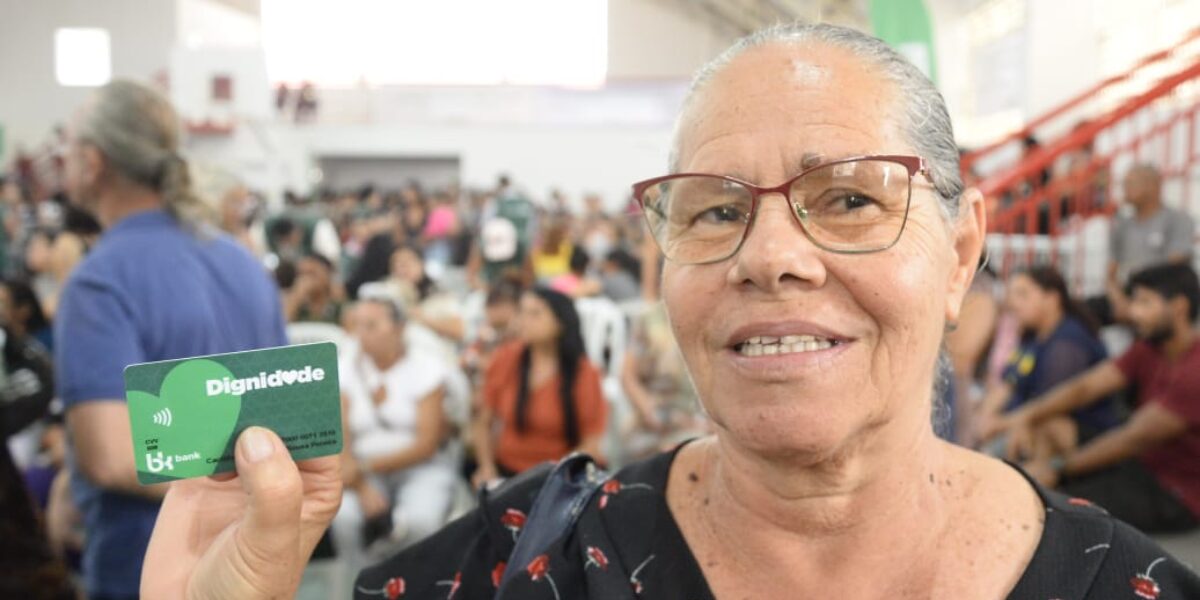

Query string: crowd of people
[1,29,1198,598]
[1,79,713,599]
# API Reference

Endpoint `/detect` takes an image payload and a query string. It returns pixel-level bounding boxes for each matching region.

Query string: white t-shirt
[340,346,449,462]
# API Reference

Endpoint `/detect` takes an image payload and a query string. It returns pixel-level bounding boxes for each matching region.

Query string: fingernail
[241,427,275,463]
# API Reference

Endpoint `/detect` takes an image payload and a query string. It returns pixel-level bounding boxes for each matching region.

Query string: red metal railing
[971,26,1200,296]
[962,26,1200,176]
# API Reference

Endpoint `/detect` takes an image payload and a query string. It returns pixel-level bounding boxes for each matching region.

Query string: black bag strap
[495,453,608,597]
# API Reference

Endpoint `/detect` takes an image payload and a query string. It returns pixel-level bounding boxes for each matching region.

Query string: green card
[124,342,342,485]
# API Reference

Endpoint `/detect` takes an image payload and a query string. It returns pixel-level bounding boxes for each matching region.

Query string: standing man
[56,80,288,600]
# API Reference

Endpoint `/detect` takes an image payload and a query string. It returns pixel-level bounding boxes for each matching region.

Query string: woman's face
[517,293,562,346]
[25,233,51,274]
[661,43,984,457]
[486,301,518,336]
[390,248,424,284]
[353,301,402,358]
[404,203,426,228]
[1006,274,1055,330]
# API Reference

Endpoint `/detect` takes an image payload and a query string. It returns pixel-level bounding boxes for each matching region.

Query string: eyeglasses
[632,155,929,265]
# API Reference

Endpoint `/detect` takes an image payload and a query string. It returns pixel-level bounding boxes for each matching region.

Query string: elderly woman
[141,23,1199,599]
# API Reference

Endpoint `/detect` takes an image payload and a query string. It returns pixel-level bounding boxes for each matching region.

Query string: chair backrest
[286,321,351,351]
[574,296,627,376]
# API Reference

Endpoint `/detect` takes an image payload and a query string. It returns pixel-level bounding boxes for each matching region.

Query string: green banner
[870,0,938,85]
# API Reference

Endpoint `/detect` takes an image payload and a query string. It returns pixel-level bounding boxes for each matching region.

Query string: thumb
[232,427,304,587]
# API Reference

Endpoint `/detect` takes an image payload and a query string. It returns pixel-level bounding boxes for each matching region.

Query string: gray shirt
[1110,206,1195,282]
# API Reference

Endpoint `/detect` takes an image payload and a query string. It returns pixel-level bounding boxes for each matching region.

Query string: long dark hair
[515,287,585,447]
[1016,265,1099,338]
[2,279,48,335]
[394,244,436,301]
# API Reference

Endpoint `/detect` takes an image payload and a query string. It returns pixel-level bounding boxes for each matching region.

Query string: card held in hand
[124,342,342,484]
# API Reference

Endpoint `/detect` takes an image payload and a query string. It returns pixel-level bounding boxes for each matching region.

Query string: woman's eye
[838,194,875,210]
[696,205,746,224]
[817,191,881,215]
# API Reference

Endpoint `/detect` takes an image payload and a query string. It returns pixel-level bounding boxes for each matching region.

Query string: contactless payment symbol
[151,407,173,427]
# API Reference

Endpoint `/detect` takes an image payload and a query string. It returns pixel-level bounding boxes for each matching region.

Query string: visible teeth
[737,336,837,357]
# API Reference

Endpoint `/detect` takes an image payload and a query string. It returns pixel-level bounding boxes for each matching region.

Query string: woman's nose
[730,193,828,292]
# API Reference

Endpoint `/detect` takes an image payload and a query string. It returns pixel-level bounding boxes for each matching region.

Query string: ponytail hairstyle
[76,80,212,230]
[514,287,586,447]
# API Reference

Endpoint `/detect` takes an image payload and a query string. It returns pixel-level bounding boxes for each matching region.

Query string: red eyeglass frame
[630,154,931,263]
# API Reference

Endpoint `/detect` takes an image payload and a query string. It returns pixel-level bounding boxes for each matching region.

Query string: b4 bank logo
[145,450,201,473]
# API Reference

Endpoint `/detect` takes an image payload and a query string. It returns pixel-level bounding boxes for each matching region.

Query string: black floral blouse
[355,443,1200,599]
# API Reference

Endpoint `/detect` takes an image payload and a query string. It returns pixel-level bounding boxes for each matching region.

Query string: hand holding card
[141,426,343,599]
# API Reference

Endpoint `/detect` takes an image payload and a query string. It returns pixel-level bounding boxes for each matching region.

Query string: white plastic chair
[574,296,634,467]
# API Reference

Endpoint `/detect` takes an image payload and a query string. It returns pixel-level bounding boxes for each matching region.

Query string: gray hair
[670,22,964,220]
[76,79,211,227]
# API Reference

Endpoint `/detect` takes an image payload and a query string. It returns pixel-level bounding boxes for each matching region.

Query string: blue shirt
[54,210,287,597]
[1003,316,1118,434]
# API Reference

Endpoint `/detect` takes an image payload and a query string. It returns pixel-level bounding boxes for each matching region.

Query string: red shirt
[483,341,608,473]
[1115,339,1200,517]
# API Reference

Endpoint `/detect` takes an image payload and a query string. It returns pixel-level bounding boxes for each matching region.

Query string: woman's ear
[945,187,987,324]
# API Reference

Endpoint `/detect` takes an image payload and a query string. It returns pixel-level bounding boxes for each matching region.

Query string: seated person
[470,287,607,487]
[547,246,601,298]
[282,253,345,325]
[462,279,523,388]
[977,266,1118,455]
[360,245,465,364]
[599,248,641,302]
[620,302,708,459]
[332,298,459,560]
[1001,263,1200,533]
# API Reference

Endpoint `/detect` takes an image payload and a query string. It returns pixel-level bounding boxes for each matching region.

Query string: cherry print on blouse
[501,508,527,541]
[527,554,561,600]
[1067,497,1107,513]
[1130,557,1167,600]
[598,479,655,509]
[584,546,610,571]
[629,554,656,595]
[491,561,507,588]
[356,576,406,599]
[435,571,462,599]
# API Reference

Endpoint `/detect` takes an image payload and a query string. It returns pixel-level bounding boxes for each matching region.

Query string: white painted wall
[930,0,1200,148]
[169,47,272,123]
[1023,0,1098,120]
[184,121,674,211]
[606,0,738,81]
[0,0,177,159]
[177,0,261,49]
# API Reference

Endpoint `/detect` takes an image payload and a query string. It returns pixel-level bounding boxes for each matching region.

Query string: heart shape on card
[128,359,242,480]
[281,369,298,385]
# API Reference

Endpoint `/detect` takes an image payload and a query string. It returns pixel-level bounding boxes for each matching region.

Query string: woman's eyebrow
[800,152,825,169]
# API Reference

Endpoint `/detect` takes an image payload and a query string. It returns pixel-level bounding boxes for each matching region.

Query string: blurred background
[2,1,1200,598]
